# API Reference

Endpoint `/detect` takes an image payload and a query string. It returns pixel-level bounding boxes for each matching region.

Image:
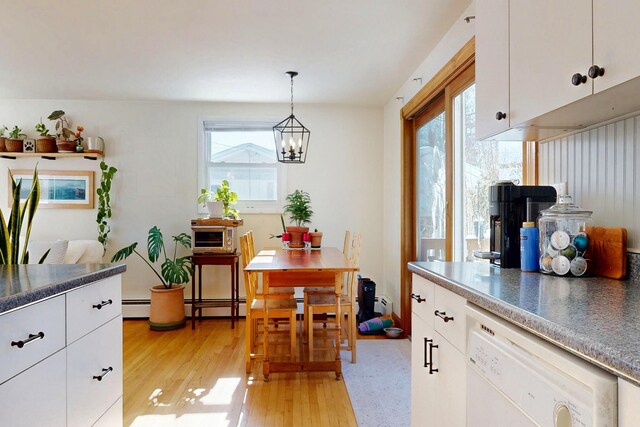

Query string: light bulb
[289,137,294,149]
[281,137,285,148]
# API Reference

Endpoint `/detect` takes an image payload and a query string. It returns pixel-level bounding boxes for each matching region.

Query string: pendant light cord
[290,75,295,116]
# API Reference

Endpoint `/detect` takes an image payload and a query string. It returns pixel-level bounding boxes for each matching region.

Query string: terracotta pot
[36,136,57,153]
[5,138,23,152]
[310,231,323,248]
[286,226,310,248]
[0,136,6,152]
[56,140,76,152]
[148,284,186,331]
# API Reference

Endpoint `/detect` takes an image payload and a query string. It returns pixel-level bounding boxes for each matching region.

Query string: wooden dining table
[244,246,358,381]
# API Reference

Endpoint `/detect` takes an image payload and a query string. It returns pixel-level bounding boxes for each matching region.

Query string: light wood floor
[123,319,359,427]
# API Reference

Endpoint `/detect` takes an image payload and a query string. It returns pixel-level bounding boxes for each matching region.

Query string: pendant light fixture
[273,71,310,163]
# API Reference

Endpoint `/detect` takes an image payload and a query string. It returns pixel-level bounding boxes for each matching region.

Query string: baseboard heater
[122,295,393,319]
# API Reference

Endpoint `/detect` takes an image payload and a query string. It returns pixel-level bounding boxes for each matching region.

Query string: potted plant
[5,126,26,152]
[1,168,42,264]
[309,228,323,248]
[34,119,57,153]
[111,227,193,330]
[198,188,223,217]
[198,180,239,218]
[0,125,7,152]
[47,110,82,152]
[283,189,313,248]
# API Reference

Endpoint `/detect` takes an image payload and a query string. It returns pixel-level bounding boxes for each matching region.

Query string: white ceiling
[2,0,471,107]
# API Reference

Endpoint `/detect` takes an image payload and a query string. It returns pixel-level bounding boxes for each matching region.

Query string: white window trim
[197,116,287,215]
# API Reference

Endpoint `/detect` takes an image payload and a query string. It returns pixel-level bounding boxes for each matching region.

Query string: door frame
[399,37,476,335]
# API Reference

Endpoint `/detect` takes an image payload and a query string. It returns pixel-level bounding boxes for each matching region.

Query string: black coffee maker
[487,182,556,268]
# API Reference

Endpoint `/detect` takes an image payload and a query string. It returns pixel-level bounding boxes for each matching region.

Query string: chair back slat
[346,233,361,298]
[240,233,257,303]
[343,230,351,257]
[247,230,255,259]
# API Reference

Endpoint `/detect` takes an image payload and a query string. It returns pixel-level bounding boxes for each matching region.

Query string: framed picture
[9,169,94,209]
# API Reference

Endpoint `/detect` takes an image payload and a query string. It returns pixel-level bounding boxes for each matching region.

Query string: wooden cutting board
[585,226,627,279]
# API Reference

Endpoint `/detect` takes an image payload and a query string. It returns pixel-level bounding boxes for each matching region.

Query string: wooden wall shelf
[0,152,104,160]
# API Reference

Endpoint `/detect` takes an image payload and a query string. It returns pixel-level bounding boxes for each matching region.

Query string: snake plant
[0,169,41,264]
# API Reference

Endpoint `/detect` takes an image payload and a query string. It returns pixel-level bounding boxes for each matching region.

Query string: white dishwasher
[466,304,617,427]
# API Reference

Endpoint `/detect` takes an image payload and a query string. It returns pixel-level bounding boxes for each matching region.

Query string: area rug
[341,339,411,427]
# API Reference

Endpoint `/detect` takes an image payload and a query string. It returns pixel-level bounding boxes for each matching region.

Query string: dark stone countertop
[408,261,640,386]
[0,263,126,314]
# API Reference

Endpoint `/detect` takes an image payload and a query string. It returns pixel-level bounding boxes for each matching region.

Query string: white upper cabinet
[476,0,640,141]
[476,0,510,140]
[593,0,640,93]
[509,0,592,126]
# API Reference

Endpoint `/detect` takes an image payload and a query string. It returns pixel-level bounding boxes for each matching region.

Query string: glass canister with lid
[538,195,593,276]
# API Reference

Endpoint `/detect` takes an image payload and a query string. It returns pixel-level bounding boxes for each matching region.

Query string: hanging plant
[96,161,117,253]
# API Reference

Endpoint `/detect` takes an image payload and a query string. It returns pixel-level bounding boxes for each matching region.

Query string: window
[198,120,285,213]
[452,84,522,261]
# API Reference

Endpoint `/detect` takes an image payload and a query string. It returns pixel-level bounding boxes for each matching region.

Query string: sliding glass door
[415,96,446,262]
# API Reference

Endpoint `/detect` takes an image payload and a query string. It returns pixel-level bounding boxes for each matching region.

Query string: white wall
[382,2,476,318]
[539,113,640,252]
[0,100,383,301]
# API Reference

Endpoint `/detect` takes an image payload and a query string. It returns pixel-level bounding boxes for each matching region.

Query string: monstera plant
[0,168,41,264]
[111,226,193,330]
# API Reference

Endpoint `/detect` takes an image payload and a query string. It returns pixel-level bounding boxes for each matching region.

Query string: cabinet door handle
[411,293,425,303]
[495,111,507,120]
[571,73,588,86]
[11,332,45,348]
[92,366,113,381]
[423,337,429,368]
[92,299,113,310]
[428,340,439,374]
[588,65,605,79]
[434,310,454,322]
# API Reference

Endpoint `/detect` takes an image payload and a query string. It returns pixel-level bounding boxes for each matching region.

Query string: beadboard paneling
[539,115,640,252]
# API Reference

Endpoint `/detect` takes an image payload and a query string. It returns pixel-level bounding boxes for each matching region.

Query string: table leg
[231,258,235,329]
[235,257,240,325]
[263,272,270,382]
[198,264,203,324]
[191,262,196,330]
[334,271,343,381]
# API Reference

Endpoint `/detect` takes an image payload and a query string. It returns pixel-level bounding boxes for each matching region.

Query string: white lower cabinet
[94,398,123,427]
[619,378,640,426]
[0,349,67,426]
[0,274,123,427]
[411,274,466,427]
[67,316,123,427]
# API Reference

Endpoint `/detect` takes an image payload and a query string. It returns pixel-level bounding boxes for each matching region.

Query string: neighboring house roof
[212,143,275,163]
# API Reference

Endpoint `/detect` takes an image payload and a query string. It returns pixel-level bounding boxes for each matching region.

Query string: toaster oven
[191,225,237,254]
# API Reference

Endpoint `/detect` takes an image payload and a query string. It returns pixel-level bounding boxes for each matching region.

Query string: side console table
[191,253,240,329]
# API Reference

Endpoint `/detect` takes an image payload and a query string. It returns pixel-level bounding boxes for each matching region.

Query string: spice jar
[538,195,593,276]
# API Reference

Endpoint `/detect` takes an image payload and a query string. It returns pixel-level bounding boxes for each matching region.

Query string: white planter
[206,201,223,217]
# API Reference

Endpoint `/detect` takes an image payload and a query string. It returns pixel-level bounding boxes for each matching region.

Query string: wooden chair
[302,230,351,338]
[246,230,294,300]
[305,233,361,363]
[241,233,298,374]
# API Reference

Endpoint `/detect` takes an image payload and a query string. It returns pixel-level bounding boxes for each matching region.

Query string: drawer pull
[426,338,439,375]
[411,293,425,303]
[11,331,45,348]
[93,367,113,381]
[92,299,113,310]
[434,310,454,323]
